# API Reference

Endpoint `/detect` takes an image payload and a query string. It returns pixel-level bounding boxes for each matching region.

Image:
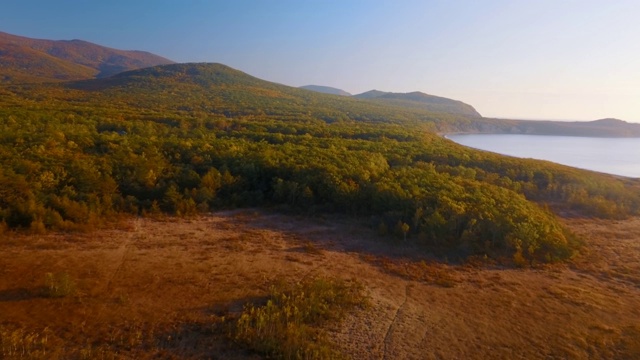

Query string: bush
[232,277,367,359]
[29,219,47,234]
[44,272,75,298]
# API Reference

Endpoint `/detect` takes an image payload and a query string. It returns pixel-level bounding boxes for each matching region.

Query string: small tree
[395,221,410,242]
[401,222,410,242]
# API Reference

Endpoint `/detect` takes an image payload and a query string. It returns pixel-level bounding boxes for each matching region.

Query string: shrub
[29,219,46,234]
[232,277,367,359]
[44,272,75,298]
[303,241,323,255]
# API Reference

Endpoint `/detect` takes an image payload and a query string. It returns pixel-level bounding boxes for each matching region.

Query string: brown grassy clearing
[1,210,639,359]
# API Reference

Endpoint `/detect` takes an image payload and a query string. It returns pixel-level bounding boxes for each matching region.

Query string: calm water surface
[447,134,640,178]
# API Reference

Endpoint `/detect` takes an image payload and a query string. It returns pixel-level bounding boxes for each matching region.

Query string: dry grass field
[1,210,639,359]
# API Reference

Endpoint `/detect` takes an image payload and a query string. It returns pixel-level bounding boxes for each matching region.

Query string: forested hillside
[1,62,639,264]
[0,31,173,83]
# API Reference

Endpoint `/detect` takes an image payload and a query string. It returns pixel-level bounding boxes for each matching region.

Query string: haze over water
[447,134,640,178]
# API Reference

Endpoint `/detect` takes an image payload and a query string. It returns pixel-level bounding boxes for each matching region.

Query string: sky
[2,0,639,122]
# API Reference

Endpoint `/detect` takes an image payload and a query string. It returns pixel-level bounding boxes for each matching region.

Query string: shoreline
[444,133,640,179]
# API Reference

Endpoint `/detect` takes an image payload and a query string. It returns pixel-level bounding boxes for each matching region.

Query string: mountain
[65,62,488,125]
[352,89,388,99]
[0,31,174,83]
[353,90,481,117]
[300,85,351,96]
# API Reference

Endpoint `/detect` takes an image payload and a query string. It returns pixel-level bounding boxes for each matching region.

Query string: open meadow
[1,210,639,359]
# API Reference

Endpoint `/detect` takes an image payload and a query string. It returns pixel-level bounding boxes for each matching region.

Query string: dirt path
[103,217,140,294]
[382,283,408,359]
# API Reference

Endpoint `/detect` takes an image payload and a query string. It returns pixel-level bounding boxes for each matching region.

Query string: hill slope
[353,89,482,117]
[300,85,351,96]
[0,31,174,83]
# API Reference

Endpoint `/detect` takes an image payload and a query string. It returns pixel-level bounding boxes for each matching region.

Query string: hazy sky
[2,0,639,122]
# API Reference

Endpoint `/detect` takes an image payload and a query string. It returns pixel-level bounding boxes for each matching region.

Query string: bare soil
[1,210,639,359]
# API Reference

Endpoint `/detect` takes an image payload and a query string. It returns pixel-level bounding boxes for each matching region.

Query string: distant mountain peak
[111,62,252,83]
[69,62,272,92]
[353,89,388,99]
[0,31,174,83]
[300,85,351,96]
[353,89,480,117]
[592,118,625,125]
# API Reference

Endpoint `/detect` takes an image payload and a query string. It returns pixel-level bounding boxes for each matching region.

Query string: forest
[1,63,639,264]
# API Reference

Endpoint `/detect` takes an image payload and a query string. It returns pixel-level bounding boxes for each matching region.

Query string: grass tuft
[232,276,367,359]
[0,325,50,359]
[302,241,323,255]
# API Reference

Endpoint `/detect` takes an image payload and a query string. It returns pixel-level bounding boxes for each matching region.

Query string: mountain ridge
[353,89,482,117]
[300,85,351,96]
[65,63,493,123]
[0,31,174,83]
[67,62,640,137]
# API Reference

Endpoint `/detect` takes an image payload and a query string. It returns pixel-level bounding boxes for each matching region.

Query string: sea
[446,134,640,178]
